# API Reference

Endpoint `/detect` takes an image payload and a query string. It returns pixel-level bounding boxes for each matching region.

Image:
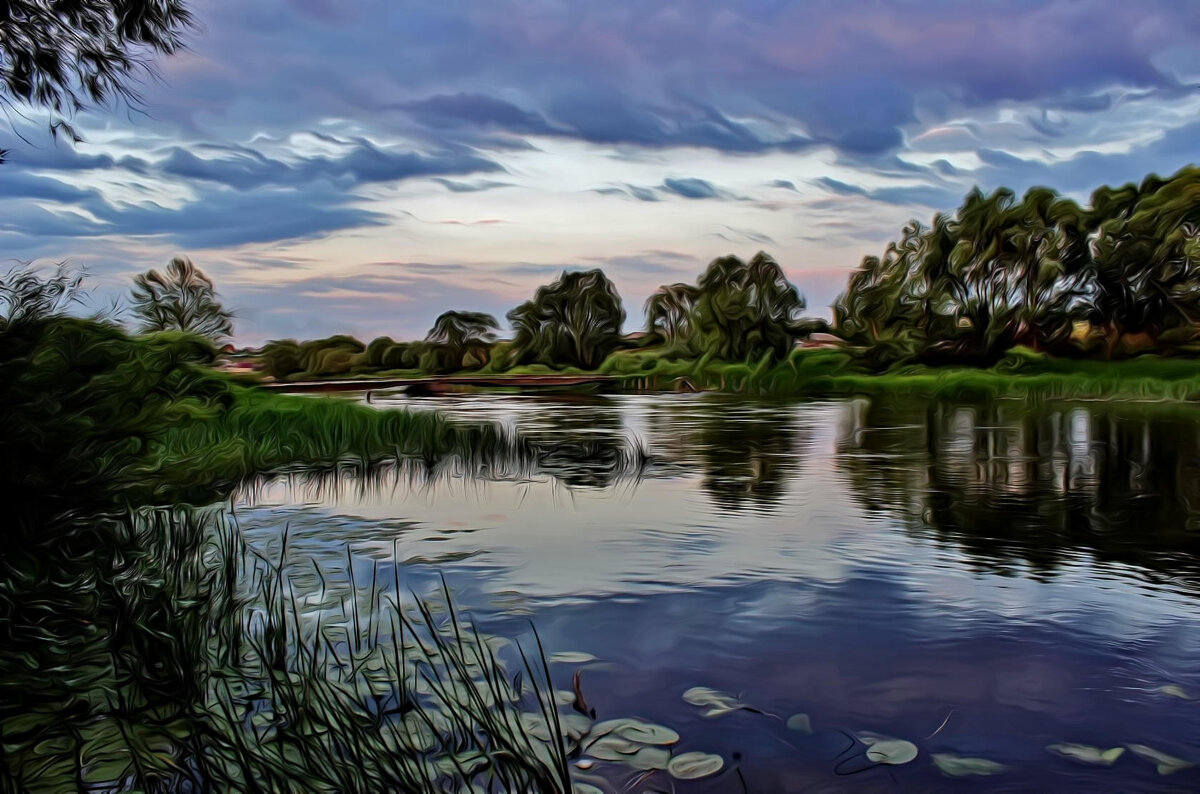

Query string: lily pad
[932,753,1008,777]
[865,739,919,765]
[586,734,644,761]
[520,713,553,742]
[551,651,598,664]
[786,713,813,734]
[591,718,679,745]
[668,751,725,780]
[682,686,748,717]
[560,713,594,740]
[1046,743,1125,766]
[627,746,672,771]
[1126,743,1195,776]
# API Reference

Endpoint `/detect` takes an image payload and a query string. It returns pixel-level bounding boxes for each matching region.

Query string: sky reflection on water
[237,394,1200,790]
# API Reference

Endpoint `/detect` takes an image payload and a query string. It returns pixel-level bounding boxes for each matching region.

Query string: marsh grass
[0,507,574,793]
[601,346,1200,400]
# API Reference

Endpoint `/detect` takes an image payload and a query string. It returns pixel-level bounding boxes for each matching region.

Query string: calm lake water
[238,393,1200,791]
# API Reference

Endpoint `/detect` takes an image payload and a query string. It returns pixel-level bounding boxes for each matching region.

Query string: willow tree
[131,257,233,342]
[644,283,699,344]
[1092,167,1200,343]
[424,310,499,370]
[691,252,805,361]
[507,269,625,370]
[1,1,193,145]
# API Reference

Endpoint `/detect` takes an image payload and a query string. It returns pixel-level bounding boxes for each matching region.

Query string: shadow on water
[836,395,1200,581]
[641,396,809,512]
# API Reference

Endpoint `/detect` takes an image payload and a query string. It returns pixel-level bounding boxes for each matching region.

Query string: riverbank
[254,347,1200,402]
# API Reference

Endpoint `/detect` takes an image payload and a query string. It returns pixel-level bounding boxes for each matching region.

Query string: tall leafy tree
[833,166,1200,363]
[692,252,805,360]
[644,283,699,343]
[131,257,233,342]
[424,310,499,370]
[507,269,625,370]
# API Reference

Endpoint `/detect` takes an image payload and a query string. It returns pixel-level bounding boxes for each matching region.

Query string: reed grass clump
[0,508,574,793]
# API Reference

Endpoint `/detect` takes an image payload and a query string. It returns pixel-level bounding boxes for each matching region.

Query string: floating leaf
[1157,684,1194,700]
[561,713,594,740]
[1126,744,1196,776]
[786,713,813,734]
[865,739,919,765]
[572,784,604,794]
[586,734,644,761]
[627,746,672,771]
[520,713,553,742]
[932,753,1008,777]
[551,652,598,664]
[592,718,679,746]
[668,751,725,780]
[1046,743,1125,766]
[683,686,748,717]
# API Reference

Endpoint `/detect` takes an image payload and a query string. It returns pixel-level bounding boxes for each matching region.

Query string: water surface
[238,393,1200,791]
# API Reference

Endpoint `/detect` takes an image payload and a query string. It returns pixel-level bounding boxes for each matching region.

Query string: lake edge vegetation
[224,165,1200,400]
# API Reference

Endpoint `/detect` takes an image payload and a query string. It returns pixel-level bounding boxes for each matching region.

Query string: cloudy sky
[3,0,1200,344]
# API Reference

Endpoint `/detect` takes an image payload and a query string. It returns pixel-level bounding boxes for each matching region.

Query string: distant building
[797,332,843,349]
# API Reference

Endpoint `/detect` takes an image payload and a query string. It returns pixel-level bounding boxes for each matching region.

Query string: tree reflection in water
[836,396,1200,577]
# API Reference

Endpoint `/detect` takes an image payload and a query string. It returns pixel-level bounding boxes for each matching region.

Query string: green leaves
[681,686,752,718]
[1126,744,1195,776]
[834,165,1200,363]
[857,733,918,765]
[1046,743,1126,766]
[507,269,626,370]
[668,751,725,780]
[931,753,1008,777]
[131,257,233,343]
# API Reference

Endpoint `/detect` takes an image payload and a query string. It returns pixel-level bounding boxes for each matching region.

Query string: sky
[3,0,1200,344]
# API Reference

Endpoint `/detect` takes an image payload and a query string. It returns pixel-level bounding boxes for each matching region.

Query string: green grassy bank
[596,346,1200,401]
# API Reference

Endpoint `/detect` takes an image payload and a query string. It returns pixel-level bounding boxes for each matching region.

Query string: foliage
[0,0,193,142]
[0,507,573,793]
[424,310,498,372]
[507,269,625,370]
[0,310,228,530]
[833,166,1200,364]
[260,335,366,380]
[0,262,85,326]
[131,256,233,342]
[645,251,807,361]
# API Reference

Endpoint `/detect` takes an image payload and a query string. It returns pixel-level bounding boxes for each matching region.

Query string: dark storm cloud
[0,184,388,248]
[124,0,1200,160]
[156,139,502,191]
[0,128,505,248]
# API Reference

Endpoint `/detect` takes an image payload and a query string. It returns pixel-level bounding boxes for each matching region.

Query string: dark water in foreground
[235,393,1200,791]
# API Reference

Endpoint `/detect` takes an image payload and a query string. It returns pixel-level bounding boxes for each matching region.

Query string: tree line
[259,253,817,380]
[834,165,1200,365]
[57,162,1200,380]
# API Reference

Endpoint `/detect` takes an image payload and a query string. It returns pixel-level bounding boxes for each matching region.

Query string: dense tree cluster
[507,269,625,370]
[253,255,815,380]
[646,251,806,361]
[834,166,1200,364]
